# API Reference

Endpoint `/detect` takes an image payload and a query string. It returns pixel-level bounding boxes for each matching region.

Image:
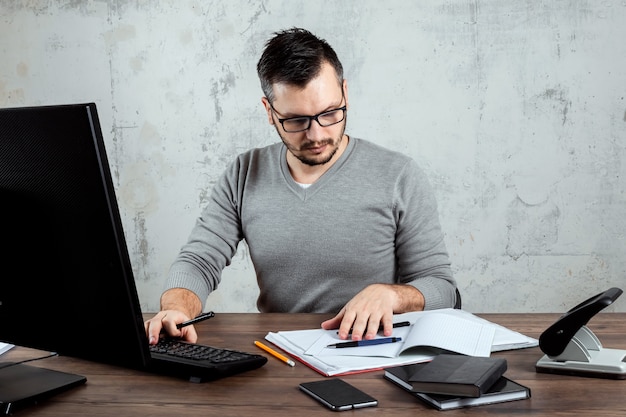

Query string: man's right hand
[143,288,203,344]
[144,309,198,344]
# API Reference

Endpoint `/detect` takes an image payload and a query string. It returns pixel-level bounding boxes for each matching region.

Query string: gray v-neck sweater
[166,138,455,313]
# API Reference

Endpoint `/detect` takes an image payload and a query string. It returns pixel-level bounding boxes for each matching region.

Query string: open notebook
[0,103,266,383]
[266,308,538,376]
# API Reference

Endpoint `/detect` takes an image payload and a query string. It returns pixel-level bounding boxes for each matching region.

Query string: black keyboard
[148,338,267,382]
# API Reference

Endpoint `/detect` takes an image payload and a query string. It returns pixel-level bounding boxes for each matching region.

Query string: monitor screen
[0,103,149,368]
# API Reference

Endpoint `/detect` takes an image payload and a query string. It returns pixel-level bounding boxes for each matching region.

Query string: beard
[292,138,339,166]
[277,119,347,167]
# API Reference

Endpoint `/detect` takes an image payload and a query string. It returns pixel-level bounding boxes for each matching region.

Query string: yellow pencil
[254,340,296,367]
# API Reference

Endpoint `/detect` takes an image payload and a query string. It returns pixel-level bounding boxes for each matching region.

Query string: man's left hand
[320,283,424,341]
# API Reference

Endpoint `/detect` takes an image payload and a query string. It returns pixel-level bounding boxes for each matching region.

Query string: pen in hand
[176,311,215,329]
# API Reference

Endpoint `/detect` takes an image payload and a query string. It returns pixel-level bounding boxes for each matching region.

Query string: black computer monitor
[0,103,149,369]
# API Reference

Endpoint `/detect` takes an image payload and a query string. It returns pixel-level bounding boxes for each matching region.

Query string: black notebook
[390,354,507,397]
[384,363,530,410]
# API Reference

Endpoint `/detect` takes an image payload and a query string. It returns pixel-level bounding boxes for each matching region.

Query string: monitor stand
[0,362,86,415]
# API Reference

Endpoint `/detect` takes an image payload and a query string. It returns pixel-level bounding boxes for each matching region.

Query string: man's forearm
[160,288,203,318]
[393,284,426,312]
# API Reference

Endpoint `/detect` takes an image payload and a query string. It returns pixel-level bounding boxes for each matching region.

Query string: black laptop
[0,363,87,415]
[0,103,267,384]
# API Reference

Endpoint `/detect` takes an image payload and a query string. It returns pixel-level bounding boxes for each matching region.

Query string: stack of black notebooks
[384,354,530,411]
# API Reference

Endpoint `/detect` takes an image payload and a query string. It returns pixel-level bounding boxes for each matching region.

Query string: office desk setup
[3,312,625,416]
[2,104,624,416]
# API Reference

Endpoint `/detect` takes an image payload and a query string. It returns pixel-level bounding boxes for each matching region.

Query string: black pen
[337,320,411,335]
[176,311,215,329]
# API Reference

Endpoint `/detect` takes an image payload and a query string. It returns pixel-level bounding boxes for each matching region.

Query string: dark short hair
[257,28,344,103]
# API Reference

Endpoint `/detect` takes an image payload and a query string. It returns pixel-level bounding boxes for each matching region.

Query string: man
[145,28,456,344]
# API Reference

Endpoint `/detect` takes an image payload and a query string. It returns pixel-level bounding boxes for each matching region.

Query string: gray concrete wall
[2,1,625,313]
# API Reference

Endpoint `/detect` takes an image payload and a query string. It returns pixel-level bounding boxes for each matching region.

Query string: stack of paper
[265,309,538,376]
[0,342,14,356]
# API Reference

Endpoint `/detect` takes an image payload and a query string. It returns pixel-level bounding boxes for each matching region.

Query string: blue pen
[326,337,402,349]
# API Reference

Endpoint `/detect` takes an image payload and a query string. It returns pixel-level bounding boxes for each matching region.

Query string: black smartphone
[299,378,378,411]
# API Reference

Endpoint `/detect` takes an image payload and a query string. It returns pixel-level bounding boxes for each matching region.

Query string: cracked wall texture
[1,1,625,313]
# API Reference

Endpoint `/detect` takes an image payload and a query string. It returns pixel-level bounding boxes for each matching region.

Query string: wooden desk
[4,313,625,416]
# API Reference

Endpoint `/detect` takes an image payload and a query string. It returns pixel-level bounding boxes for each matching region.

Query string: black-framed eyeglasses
[270,102,347,133]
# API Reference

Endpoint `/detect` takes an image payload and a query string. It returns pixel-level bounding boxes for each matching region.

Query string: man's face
[262,63,348,167]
